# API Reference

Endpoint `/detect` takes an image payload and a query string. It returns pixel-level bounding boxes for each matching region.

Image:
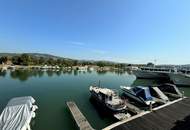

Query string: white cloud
[92,49,107,55]
[69,41,85,46]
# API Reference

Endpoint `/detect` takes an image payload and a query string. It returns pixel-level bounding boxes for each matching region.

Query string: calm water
[0,70,190,130]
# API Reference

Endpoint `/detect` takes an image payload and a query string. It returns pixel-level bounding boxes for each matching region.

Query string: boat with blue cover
[120,86,156,106]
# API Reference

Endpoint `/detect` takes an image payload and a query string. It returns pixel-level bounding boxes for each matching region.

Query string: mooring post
[182,91,185,98]
[150,102,152,112]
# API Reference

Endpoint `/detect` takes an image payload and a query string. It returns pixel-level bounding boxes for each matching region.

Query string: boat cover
[143,88,153,100]
[0,96,35,130]
[135,86,153,101]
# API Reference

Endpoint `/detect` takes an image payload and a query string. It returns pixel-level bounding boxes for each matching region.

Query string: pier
[66,101,94,130]
[103,97,190,130]
[125,101,142,114]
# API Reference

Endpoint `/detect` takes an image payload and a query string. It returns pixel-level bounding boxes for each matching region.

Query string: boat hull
[169,73,190,86]
[90,91,126,113]
[133,70,169,79]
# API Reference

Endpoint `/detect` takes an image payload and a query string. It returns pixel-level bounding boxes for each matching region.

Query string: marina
[0,69,190,130]
[1,0,190,129]
[86,71,190,130]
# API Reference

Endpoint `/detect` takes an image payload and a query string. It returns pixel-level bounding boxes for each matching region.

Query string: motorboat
[157,83,183,99]
[133,67,176,79]
[120,86,156,106]
[90,86,127,112]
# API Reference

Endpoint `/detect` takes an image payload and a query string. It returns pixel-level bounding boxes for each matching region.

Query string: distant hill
[0,53,119,64]
[0,53,71,60]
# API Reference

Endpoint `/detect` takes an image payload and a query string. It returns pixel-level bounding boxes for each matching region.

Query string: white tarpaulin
[0,96,37,130]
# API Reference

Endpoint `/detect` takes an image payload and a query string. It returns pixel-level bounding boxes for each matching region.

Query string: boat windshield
[132,87,142,94]
[132,87,153,101]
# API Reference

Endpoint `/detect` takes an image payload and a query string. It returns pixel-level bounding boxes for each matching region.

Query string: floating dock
[125,101,142,114]
[66,101,94,130]
[103,97,190,130]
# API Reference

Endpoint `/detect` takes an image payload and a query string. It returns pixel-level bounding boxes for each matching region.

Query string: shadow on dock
[171,113,190,130]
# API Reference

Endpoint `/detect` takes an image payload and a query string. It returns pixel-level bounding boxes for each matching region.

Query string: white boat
[120,86,156,106]
[8,65,16,71]
[78,66,88,72]
[0,96,38,130]
[169,72,190,86]
[89,86,127,112]
[133,67,176,79]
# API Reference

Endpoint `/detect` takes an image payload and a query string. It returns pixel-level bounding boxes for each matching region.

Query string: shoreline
[0,64,126,71]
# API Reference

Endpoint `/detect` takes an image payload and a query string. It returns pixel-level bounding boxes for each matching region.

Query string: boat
[157,83,183,99]
[89,86,127,112]
[0,96,38,130]
[8,65,16,71]
[78,66,88,72]
[120,86,156,106]
[148,86,169,103]
[169,72,190,86]
[133,67,176,79]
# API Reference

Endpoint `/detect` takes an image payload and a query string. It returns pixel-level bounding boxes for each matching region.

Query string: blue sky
[0,0,190,64]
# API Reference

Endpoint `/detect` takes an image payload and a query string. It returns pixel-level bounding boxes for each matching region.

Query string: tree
[39,57,45,65]
[56,59,62,65]
[0,56,8,64]
[62,59,74,67]
[97,61,106,67]
[115,63,126,68]
[47,58,55,65]
[30,56,39,65]
[20,54,32,65]
[12,56,20,65]
[73,60,78,66]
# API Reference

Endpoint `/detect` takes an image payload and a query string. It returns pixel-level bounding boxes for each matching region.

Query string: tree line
[0,54,128,68]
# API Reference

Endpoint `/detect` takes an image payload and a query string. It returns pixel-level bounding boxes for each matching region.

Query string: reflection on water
[0,70,7,77]
[8,69,130,82]
[7,69,172,87]
[10,70,45,82]
[96,70,108,75]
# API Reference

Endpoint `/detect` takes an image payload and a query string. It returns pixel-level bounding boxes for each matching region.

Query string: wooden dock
[103,98,190,130]
[125,101,142,114]
[66,101,94,130]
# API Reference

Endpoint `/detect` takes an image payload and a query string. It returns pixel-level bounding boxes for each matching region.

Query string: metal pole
[150,102,152,112]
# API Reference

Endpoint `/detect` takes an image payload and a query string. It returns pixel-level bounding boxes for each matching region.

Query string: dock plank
[67,101,94,130]
[108,98,190,130]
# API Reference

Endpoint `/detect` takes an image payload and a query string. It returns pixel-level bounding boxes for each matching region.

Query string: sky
[0,0,190,64]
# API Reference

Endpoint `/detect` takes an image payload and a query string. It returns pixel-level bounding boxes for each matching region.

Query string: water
[0,70,189,130]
